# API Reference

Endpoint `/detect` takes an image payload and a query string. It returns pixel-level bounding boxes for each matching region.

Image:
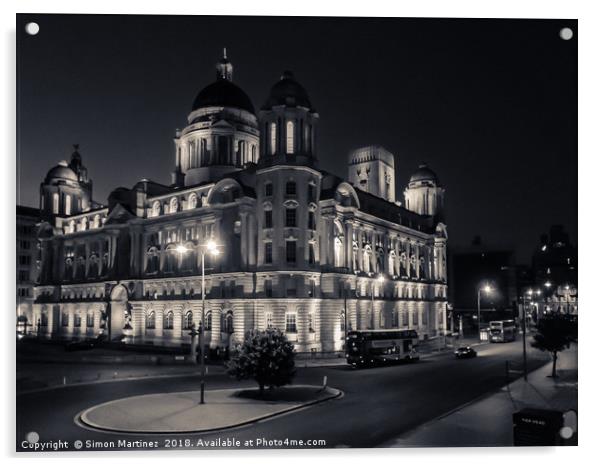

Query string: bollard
[322,375,328,389]
[63,376,67,385]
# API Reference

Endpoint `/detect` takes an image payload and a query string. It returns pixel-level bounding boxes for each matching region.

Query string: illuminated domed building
[33,52,448,355]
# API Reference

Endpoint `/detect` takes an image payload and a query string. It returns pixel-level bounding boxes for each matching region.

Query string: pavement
[384,344,578,447]
[79,385,341,434]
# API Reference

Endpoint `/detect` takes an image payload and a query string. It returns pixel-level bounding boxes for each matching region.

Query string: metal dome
[191,79,255,114]
[261,71,314,111]
[410,163,439,184]
[45,161,78,183]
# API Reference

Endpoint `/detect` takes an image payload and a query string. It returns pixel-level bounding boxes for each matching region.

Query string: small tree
[226,328,296,394]
[531,314,576,377]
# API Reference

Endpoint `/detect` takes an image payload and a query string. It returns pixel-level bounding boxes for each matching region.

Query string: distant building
[449,236,519,331]
[32,52,449,353]
[16,205,40,334]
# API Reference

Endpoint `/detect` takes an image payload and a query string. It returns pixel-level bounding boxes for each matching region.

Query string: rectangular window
[19,255,31,266]
[52,193,59,214]
[265,311,273,328]
[308,243,315,265]
[65,194,71,216]
[308,211,315,230]
[264,210,273,229]
[286,121,294,154]
[285,208,296,227]
[286,313,297,333]
[285,181,296,196]
[265,182,273,197]
[18,271,29,282]
[308,279,315,298]
[264,242,273,264]
[265,279,272,298]
[286,240,296,264]
[308,312,315,332]
[270,122,277,155]
[307,184,315,202]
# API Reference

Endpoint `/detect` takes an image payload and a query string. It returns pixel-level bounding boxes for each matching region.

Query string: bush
[226,328,296,393]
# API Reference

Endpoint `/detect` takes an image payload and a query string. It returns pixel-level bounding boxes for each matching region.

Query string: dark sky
[16,14,577,263]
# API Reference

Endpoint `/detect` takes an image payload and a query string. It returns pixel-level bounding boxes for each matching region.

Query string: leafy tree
[531,314,577,377]
[226,328,296,393]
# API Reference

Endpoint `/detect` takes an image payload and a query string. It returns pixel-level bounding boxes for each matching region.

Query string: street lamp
[199,239,220,404]
[476,283,492,341]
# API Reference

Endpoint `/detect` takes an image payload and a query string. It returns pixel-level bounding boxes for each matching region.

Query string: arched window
[270,122,277,155]
[286,121,294,154]
[146,247,159,274]
[205,311,212,331]
[165,247,177,273]
[93,214,101,228]
[169,197,178,214]
[188,193,198,210]
[163,311,174,330]
[151,201,161,217]
[363,247,371,273]
[223,311,234,334]
[89,254,99,277]
[80,216,88,232]
[146,311,155,329]
[388,251,396,276]
[183,311,193,330]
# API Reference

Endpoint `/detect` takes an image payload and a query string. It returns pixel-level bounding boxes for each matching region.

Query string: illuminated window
[286,121,294,154]
[146,311,155,329]
[188,193,198,209]
[164,311,174,330]
[334,237,344,267]
[285,313,297,333]
[65,195,71,215]
[270,122,277,155]
[183,311,193,330]
[151,201,161,217]
[52,193,59,214]
[169,197,178,213]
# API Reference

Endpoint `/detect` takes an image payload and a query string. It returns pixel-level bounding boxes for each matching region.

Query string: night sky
[16,14,577,263]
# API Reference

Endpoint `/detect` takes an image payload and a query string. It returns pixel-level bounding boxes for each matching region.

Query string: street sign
[513,408,564,446]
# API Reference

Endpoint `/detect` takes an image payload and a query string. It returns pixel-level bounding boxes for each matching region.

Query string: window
[224,312,234,333]
[146,311,155,329]
[61,312,69,327]
[183,311,193,330]
[285,208,296,227]
[308,279,316,298]
[286,121,294,154]
[340,312,346,333]
[169,197,178,214]
[334,237,344,267]
[151,201,161,217]
[65,195,72,215]
[308,243,316,265]
[205,311,212,331]
[265,182,273,197]
[146,247,159,274]
[307,184,315,202]
[285,313,297,333]
[308,312,315,332]
[19,240,31,250]
[265,279,273,297]
[74,313,82,328]
[18,271,29,282]
[264,242,273,264]
[286,240,296,263]
[402,311,409,326]
[188,193,198,209]
[308,211,316,230]
[52,193,59,214]
[265,311,273,329]
[19,255,31,266]
[270,122,277,155]
[285,181,296,196]
[164,311,174,330]
[264,209,273,228]
[87,313,94,328]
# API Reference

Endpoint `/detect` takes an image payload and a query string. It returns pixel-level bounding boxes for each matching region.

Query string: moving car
[454,346,477,359]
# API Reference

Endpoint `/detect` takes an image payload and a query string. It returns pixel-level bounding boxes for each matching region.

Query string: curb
[77,385,343,435]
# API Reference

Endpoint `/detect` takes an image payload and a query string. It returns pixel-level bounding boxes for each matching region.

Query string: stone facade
[33,53,449,355]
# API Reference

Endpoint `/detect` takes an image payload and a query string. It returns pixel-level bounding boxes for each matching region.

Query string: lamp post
[476,284,492,341]
[198,239,220,404]
[521,288,535,381]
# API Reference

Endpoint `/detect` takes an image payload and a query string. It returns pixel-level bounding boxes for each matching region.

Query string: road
[16,340,549,450]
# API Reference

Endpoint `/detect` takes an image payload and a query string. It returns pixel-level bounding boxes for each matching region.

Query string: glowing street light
[476,283,493,339]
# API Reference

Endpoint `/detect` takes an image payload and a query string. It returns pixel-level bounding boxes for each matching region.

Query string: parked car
[454,346,477,359]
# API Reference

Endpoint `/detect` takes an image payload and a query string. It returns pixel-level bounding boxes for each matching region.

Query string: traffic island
[79,385,342,434]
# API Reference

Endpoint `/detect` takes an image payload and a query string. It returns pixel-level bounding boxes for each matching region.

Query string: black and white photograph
[13,10,581,454]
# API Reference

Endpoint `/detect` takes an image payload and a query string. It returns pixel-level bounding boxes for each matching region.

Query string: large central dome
[191,79,255,114]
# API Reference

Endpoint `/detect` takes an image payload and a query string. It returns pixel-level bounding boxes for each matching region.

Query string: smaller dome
[45,161,78,183]
[262,71,314,111]
[410,163,439,184]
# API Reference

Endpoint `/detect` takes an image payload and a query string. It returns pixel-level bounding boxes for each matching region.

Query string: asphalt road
[16,341,549,450]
